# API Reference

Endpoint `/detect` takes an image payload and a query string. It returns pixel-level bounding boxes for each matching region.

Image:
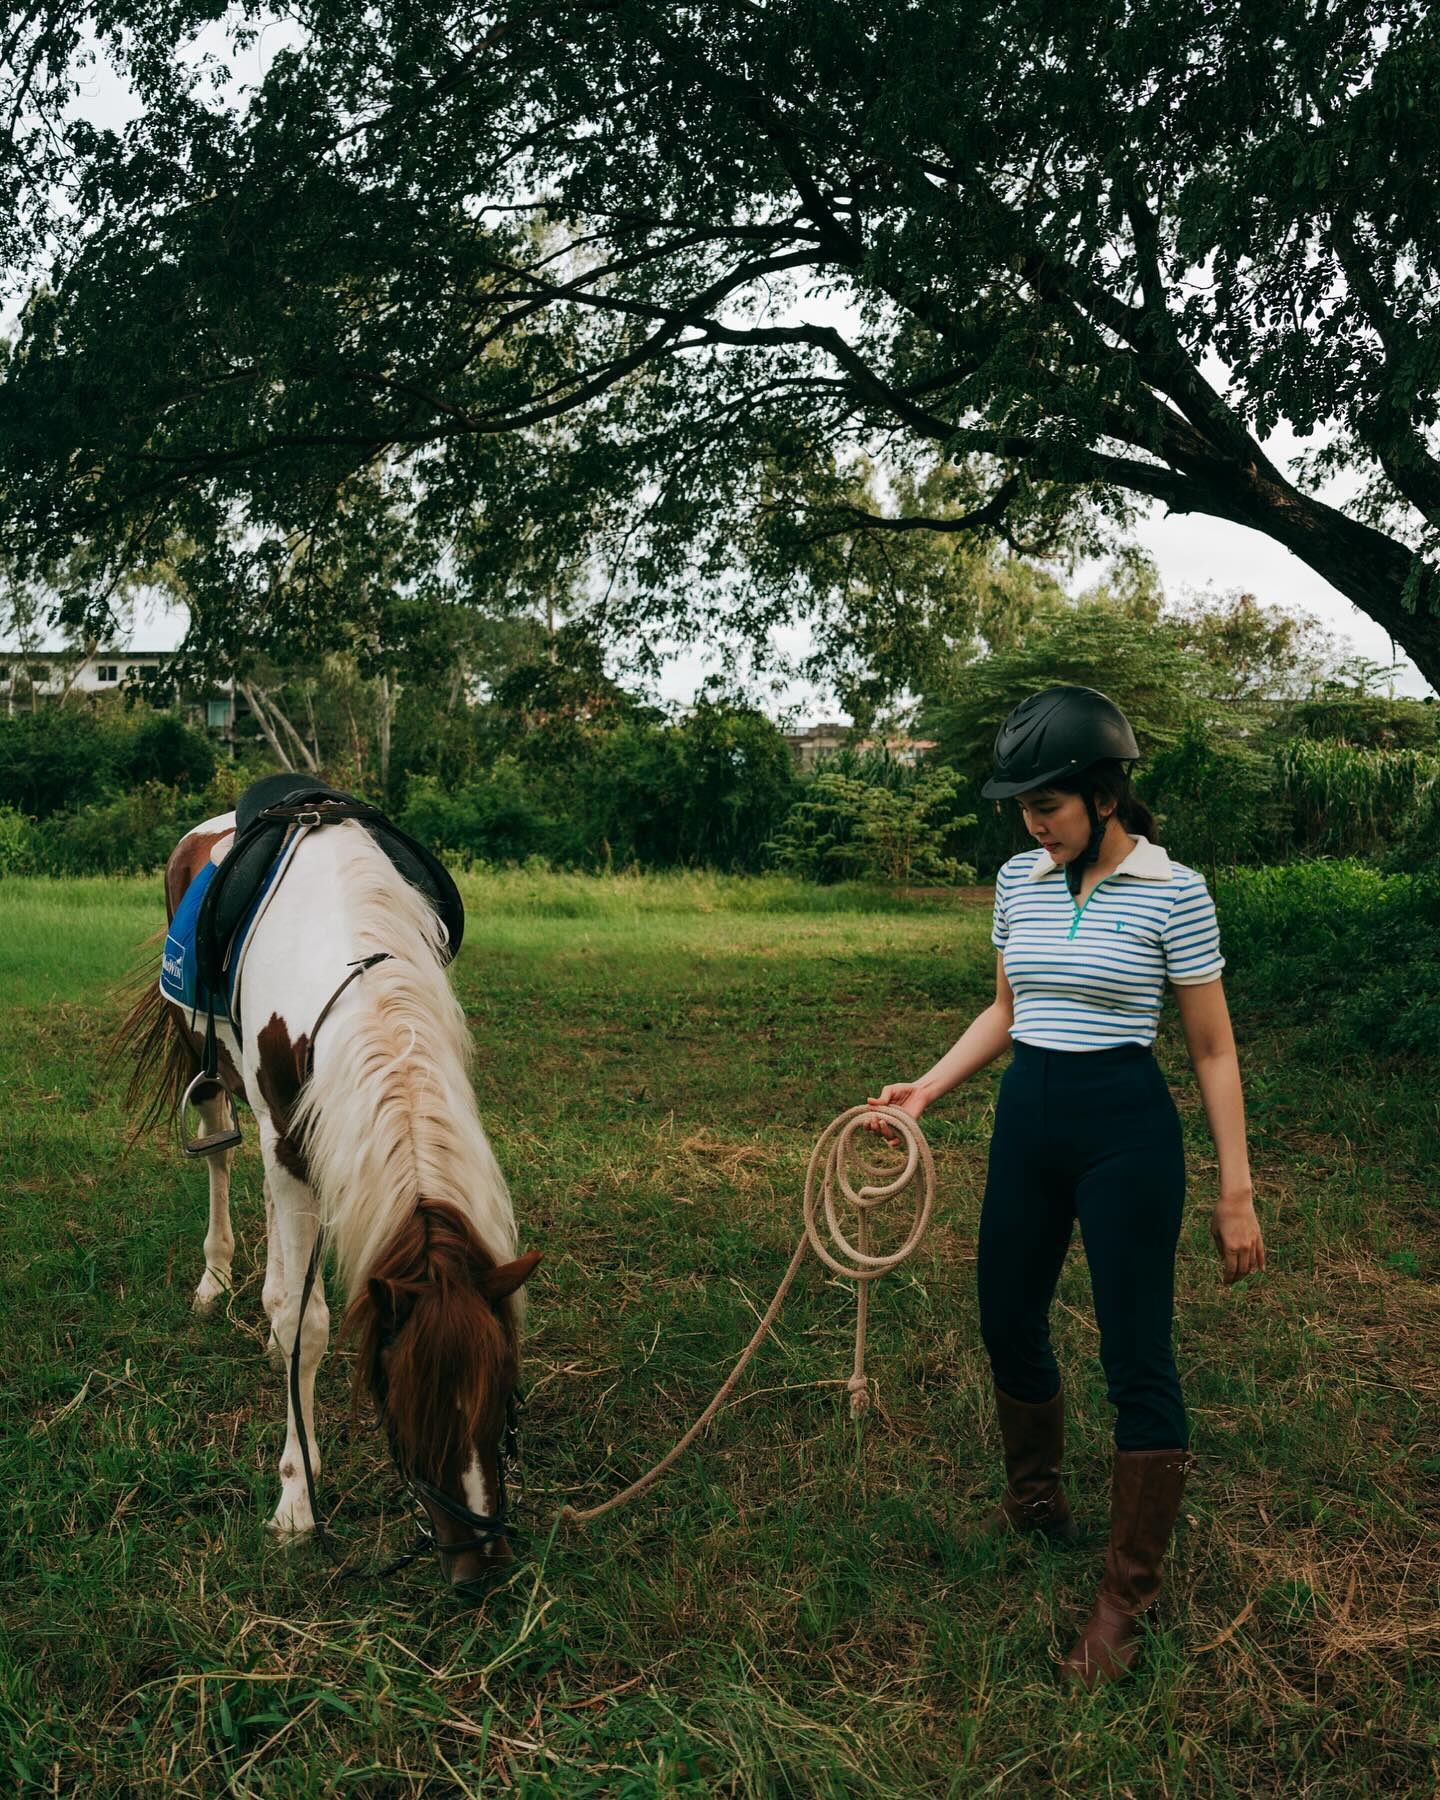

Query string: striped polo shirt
[991,836,1225,1051]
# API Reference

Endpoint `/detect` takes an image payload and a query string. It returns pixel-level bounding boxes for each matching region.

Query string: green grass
[2,870,1438,1796]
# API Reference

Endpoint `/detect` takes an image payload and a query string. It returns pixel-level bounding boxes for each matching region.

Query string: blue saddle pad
[160,844,289,1023]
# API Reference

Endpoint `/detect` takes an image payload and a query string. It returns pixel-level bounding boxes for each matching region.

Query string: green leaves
[2,0,1439,689]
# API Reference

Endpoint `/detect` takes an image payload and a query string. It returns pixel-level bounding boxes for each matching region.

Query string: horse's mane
[290,824,518,1306]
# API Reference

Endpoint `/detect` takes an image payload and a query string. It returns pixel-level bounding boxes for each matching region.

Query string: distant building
[0,647,242,743]
[784,722,937,769]
[784,722,851,768]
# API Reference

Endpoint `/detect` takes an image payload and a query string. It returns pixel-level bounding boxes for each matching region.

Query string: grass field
[2,869,1438,1797]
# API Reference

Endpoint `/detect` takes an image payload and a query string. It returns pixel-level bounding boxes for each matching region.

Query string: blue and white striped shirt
[991,836,1225,1052]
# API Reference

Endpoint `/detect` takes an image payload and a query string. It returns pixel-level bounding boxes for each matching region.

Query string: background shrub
[768,763,976,885]
[398,762,572,867]
[0,705,220,821]
[0,804,36,874]
[1274,739,1440,861]
[0,708,117,817]
[26,783,193,877]
[1217,861,1440,1057]
[1139,722,1282,874]
[1285,694,1439,749]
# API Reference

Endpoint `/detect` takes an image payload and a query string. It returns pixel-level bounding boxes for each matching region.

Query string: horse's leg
[262,1133,330,1537]
[191,1092,237,1315]
[262,1173,287,1371]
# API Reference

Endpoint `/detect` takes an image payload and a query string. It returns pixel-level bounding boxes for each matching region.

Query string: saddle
[194,775,465,1004]
[173,775,465,1158]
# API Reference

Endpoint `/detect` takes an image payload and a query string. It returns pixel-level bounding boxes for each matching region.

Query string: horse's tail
[109,948,196,1142]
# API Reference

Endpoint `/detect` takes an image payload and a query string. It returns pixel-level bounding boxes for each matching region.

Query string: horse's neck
[265,826,515,1290]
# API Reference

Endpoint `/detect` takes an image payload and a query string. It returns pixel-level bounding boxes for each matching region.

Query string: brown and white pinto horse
[122,808,539,1583]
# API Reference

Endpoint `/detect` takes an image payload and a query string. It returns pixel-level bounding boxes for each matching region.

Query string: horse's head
[346,1198,541,1588]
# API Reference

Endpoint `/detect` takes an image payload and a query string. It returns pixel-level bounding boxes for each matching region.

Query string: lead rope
[560,1104,935,1530]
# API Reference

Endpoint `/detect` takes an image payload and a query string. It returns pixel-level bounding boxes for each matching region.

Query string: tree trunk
[1178,467,1440,691]
[302,683,321,772]
[375,673,395,797]
[241,683,320,773]
[240,683,295,770]
[55,634,98,705]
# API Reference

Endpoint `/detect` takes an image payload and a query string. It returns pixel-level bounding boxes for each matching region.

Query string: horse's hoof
[266,1510,315,1542]
[192,1270,230,1315]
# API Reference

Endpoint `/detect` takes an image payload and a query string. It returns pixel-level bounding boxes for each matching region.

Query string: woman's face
[1015,787,1115,863]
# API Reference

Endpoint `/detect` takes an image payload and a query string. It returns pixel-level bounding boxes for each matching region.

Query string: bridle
[400,1396,525,1564]
[289,1230,525,1583]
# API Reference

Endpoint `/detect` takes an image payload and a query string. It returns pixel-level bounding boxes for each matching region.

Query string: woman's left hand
[1211,1191,1265,1286]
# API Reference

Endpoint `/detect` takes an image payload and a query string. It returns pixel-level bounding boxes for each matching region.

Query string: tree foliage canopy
[3,1,1439,687]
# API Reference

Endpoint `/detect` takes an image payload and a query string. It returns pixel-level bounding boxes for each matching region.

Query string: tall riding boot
[1058,1447,1192,1688]
[985,1384,1079,1545]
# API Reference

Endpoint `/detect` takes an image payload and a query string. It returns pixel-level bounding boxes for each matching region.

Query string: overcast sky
[25,23,1437,711]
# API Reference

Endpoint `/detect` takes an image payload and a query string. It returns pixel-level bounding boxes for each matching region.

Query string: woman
[869,685,1264,1689]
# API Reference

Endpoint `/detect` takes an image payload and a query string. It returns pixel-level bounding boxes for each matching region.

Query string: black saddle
[193,775,465,1015]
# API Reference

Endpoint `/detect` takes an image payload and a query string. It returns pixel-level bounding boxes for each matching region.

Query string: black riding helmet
[981,686,1140,799]
[983,687,1142,895]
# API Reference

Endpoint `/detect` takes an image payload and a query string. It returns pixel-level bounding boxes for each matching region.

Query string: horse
[120,804,540,1585]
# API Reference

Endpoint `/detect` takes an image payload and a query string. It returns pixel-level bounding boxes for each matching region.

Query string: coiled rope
[560,1104,935,1529]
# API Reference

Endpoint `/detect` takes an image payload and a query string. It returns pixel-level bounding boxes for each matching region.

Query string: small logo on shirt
[1114,921,1125,931]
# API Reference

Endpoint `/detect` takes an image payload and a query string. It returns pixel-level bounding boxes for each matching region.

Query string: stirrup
[180,1070,243,1158]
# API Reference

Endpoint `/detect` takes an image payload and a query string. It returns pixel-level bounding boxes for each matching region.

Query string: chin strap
[1067,794,1109,897]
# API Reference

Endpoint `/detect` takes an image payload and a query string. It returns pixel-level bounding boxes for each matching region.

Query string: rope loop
[802,1104,935,1282]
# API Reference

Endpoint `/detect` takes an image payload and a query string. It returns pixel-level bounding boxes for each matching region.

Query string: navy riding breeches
[977,1038,1188,1451]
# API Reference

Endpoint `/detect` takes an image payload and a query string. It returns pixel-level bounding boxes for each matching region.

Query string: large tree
[2,1,1438,685]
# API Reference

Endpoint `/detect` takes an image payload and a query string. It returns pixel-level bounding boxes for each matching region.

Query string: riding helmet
[980,686,1140,799]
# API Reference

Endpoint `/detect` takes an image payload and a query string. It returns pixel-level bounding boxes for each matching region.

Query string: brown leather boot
[985,1384,1079,1545]
[1058,1447,1192,1689]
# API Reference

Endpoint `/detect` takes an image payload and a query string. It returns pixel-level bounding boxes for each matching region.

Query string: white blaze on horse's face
[415,1414,512,1589]
[461,1451,492,1520]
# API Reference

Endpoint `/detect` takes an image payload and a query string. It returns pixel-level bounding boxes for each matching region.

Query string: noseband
[289,1235,523,1582]
[401,1389,524,1564]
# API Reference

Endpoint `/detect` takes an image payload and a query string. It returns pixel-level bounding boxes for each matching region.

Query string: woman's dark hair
[1046,759,1156,839]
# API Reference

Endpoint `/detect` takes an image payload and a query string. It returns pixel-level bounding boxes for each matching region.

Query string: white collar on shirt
[1025,833,1173,884]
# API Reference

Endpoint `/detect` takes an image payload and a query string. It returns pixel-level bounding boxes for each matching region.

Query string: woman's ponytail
[1050,760,1156,841]
[1117,786,1156,839]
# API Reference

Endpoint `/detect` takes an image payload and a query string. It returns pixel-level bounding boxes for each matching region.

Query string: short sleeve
[1163,876,1225,985]
[990,867,1009,949]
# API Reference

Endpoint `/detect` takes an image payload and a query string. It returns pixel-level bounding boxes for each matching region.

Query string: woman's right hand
[863,1082,929,1141]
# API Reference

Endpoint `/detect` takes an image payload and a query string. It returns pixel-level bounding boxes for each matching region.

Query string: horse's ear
[368,1276,412,1332]
[479,1250,542,1304]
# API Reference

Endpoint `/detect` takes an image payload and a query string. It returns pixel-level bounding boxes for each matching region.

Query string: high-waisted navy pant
[977,1038,1188,1451]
